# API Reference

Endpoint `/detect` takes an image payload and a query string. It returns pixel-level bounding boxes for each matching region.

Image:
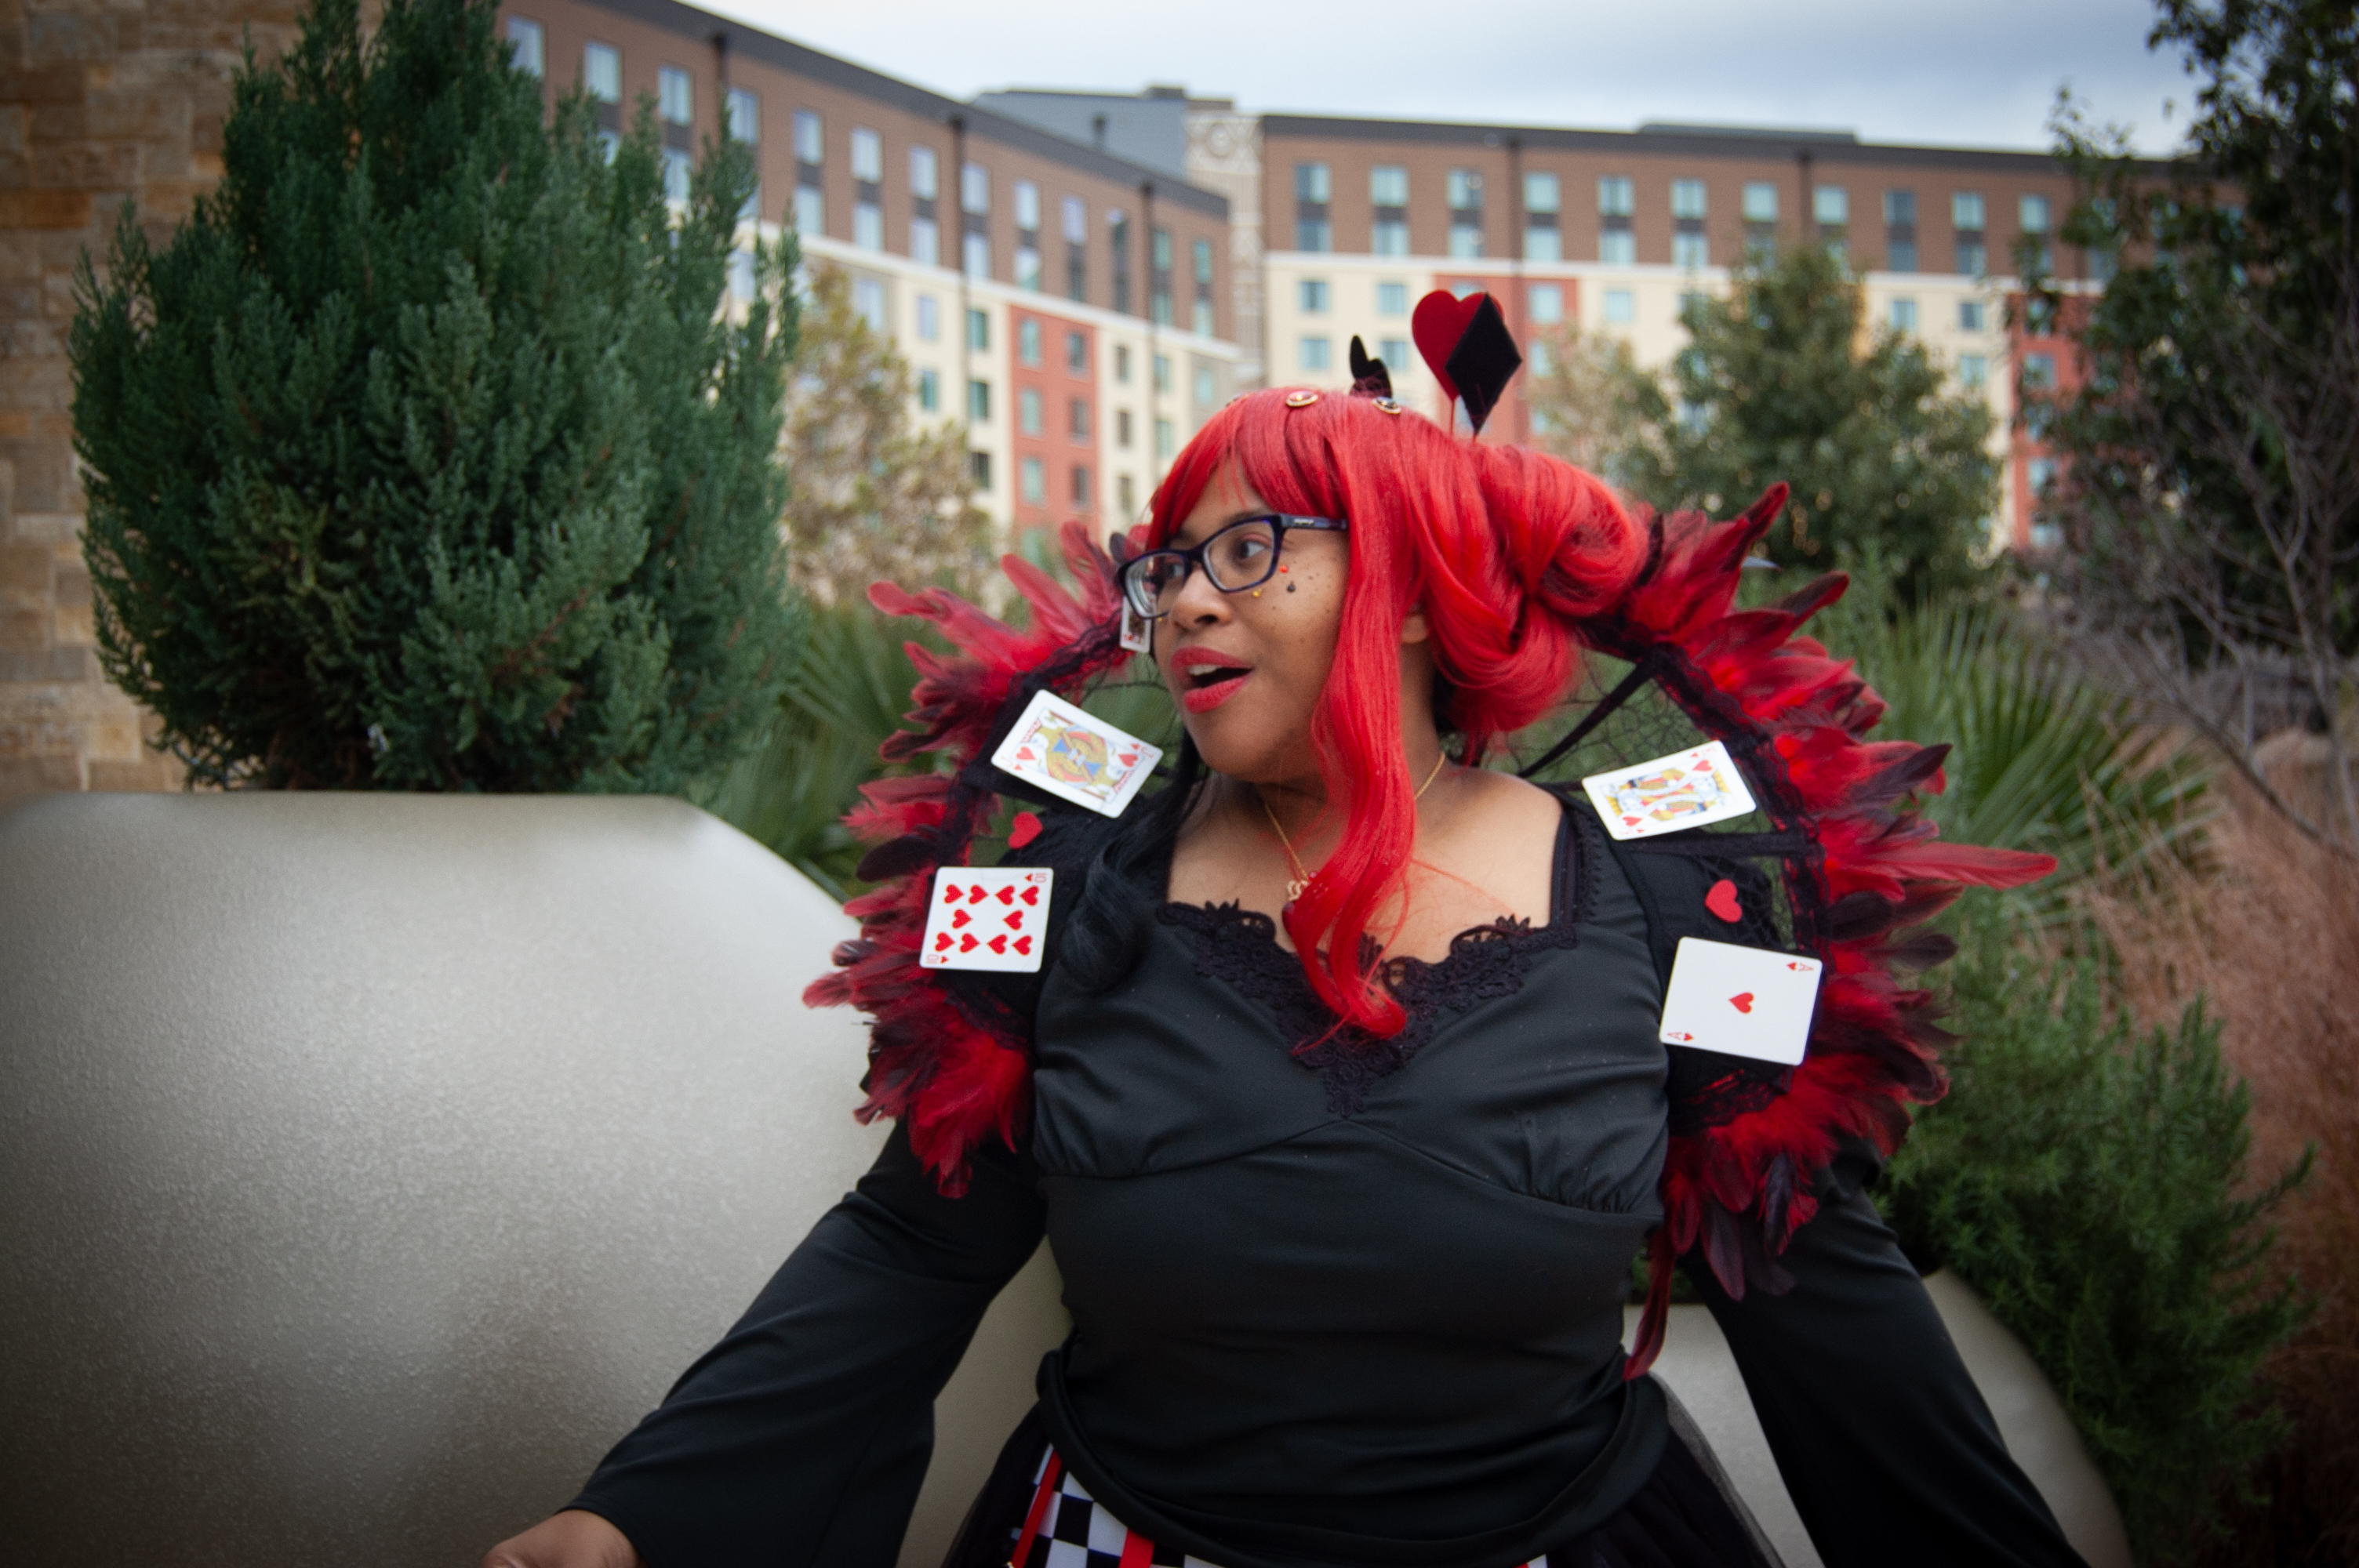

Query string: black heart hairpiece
[1348,336,1394,399]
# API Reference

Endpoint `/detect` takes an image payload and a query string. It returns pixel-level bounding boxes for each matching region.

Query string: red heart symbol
[1623,816,1641,826]
[988,934,1007,953]
[1411,289,1485,403]
[951,909,971,929]
[1787,960,1809,971]
[940,883,961,903]
[968,885,988,903]
[1014,935,1033,955]
[1693,760,1714,772]
[1729,992,1755,1014]
[933,932,952,951]
[1020,885,1041,906]
[1005,910,1025,931]
[1008,811,1043,850]
[1015,747,1036,762]
[960,932,979,952]
[996,884,1015,904]
[1667,1030,1693,1042]
[1705,879,1742,922]
[1117,751,1139,767]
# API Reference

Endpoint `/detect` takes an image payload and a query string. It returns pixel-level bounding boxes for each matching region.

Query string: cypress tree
[68,0,799,791]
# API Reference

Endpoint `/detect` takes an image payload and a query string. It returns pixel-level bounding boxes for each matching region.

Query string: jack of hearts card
[921,866,1053,972]
[1581,739,1758,841]
[990,690,1161,818]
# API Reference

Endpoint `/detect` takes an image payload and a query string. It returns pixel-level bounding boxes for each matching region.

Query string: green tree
[1605,245,1999,602]
[2042,0,2359,850]
[780,263,992,606]
[68,0,798,791]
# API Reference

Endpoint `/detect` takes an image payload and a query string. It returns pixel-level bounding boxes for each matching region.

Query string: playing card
[1119,602,1152,654]
[1656,937,1822,1065]
[1581,739,1758,841]
[921,866,1053,972]
[990,690,1162,818]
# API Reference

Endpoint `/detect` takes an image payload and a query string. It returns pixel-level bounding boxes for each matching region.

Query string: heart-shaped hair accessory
[1411,289,1522,434]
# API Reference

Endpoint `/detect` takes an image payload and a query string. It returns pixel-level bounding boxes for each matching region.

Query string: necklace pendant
[1286,877,1309,901]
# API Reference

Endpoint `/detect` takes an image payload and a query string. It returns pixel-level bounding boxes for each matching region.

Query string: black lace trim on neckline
[1156,805,1601,1116]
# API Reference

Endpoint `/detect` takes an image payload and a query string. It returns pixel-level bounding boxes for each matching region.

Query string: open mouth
[1171,649,1254,713]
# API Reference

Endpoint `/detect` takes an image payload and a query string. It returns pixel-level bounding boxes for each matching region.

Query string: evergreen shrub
[1885,905,2311,1561]
[68,0,798,790]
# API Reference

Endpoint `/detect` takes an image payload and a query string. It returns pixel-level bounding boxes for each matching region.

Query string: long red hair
[1147,387,1647,1037]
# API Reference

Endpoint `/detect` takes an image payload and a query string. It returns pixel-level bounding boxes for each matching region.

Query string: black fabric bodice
[1025,804,1674,1566]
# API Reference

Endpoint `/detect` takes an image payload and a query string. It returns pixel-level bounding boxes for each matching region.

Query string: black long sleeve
[1689,1152,2086,1568]
[568,1121,1046,1568]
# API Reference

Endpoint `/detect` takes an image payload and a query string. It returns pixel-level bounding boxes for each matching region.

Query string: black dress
[567,800,2085,1568]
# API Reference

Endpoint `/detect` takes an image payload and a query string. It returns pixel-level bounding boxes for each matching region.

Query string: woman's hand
[481,1509,643,1568]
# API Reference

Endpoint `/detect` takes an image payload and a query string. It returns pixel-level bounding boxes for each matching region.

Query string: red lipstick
[1169,645,1254,714]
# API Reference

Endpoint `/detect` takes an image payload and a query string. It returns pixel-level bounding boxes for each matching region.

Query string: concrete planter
[0,793,2125,1567]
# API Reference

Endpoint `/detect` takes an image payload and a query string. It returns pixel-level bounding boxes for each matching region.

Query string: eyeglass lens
[1125,519,1283,615]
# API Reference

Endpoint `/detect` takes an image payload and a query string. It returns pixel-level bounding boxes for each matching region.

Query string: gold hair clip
[1372,397,1403,415]
[1284,390,1319,408]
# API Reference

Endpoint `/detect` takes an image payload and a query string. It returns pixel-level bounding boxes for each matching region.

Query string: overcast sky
[700,0,2196,155]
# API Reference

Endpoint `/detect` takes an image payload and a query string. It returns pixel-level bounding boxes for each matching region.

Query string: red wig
[1146,387,1648,1037]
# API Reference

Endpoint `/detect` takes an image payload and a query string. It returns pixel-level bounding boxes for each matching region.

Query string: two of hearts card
[1658,936,1821,1065]
[921,867,1053,972]
[1580,740,1758,842]
[990,691,1163,818]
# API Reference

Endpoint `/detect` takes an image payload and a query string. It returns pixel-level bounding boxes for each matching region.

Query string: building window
[1298,336,1331,371]
[728,248,754,301]
[1885,188,1916,225]
[1599,176,1634,217]
[1019,387,1043,436]
[659,65,692,125]
[2019,194,2051,234]
[1153,353,1172,393]
[583,42,620,102]
[1958,353,1986,389]
[507,17,543,77]
[1601,230,1635,265]
[1889,297,1917,332]
[1116,408,1132,447]
[916,294,940,341]
[1957,238,1987,277]
[856,204,883,250]
[1600,173,1637,263]
[967,308,989,350]
[1018,318,1042,367]
[1114,345,1131,383]
[1296,162,1331,203]
[1526,170,1564,257]
[911,218,939,266]
[1110,211,1132,314]
[1296,218,1332,252]
[1016,248,1041,289]
[1294,162,1331,254]
[1525,171,1560,215]
[1673,232,1709,269]
[1528,339,1554,376]
[661,149,691,203]
[968,379,991,421]
[1063,196,1086,245]
[1020,456,1045,504]
[1816,187,1849,230]
[852,275,885,332]
[1155,418,1176,459]
[918,368,940,412]
[2023,351,2056,389]
[1953,191,1986,230]
[1742,182,1779,223]
[969,451,992,488]
[1448,225,1484,260]
[1118,474,1136,514]
[794,187,823,237]
[1671,180,1708,221]
[1376,281,1408,315]
[1071,463,1092,507]
[1959,299,1986,332]
[1604,288,1636,324]
[1193,300,1214,336]
[1013,180,1041,234]
[911,146,939,200]
[1888,239,1919,273]
[1379,336,1409,369]
[1447,168,1485,260]
[1150,227,1173,325]
[1194,365,1215,407]
[1371,165,1408,206]
[726,87,757,143]
[1526,229,1561,263]
[1372,218,1407,256]
[793,110,822,165]
[1070,397,1090,440]
[1067,329,1088,372]
[1299,278,1329,313]
[1529,283,1563,325]
[1193,238,1213,287]
[2027,456,2055,494]
[964,233,990,279]
[962,162,990,215]
[849,127,881,183]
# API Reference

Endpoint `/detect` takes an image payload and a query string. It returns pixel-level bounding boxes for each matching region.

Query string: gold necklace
[1259,751,1451,902]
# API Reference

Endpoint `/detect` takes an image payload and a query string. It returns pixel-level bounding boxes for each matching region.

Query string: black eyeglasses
[1117,513,1348,621]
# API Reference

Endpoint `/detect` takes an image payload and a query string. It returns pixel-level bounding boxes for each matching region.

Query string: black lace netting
[1157,808,1602,1116]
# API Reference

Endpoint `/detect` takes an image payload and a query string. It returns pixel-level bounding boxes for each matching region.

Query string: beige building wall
[1,0,310,803]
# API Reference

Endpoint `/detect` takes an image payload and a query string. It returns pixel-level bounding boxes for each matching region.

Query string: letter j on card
[1581,740,1757,841]
[922,866,1053,972]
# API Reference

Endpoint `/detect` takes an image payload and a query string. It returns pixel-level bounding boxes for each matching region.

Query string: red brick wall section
[1,0,308,800]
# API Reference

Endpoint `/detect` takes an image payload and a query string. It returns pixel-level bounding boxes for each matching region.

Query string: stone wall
[0,0,304,800]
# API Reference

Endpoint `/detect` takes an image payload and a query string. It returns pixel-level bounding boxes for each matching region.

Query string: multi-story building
[495,0,1241,539]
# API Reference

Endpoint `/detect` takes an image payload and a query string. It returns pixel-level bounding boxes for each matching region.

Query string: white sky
[700,0,2196,156]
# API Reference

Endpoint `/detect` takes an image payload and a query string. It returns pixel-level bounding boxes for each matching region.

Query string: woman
[486,349,2081,1568]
